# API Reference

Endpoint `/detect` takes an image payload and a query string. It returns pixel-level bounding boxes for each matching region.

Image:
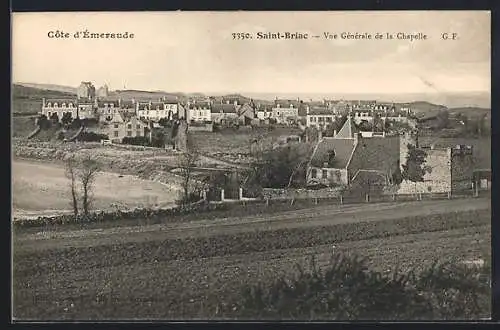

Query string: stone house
[272,98,300,124]
[98,110,148,143]
[237,103,256,125]
[41,98,79,120]
[186,100,212,123]
[211,103,239,125]
[307,119,475,194]
[306,106,336,129]
[256,104,273,120]
[137,101,184,121]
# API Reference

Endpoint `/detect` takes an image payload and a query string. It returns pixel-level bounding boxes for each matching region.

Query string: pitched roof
[336,117,359,138]
[310,137,357,168]
[211,103,237,113]
[347,136,400,176]
[119,100,136,109]
[238,104,255,117]
[308,106,334,116]
[275,99,301,108]
[97,100,120,107]
[188,102,211,110]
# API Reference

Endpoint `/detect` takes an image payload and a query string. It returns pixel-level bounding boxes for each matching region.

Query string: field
[191,127,303,158]
[12,117,38,138]
[12,160,181,218]
[13,197,491,320]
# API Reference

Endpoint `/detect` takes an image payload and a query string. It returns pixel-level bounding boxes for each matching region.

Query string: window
[127,124,132,129]
[136,130,142,136]
[326,117,332,122]
[127,131,132,136]
[114,131,119,137]
[54,103,58,108]
[311,169,317,178]
[322,169,328,178]
[114,124,119,128]
[136,124,141,129]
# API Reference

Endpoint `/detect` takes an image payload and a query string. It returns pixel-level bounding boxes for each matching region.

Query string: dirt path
[14,197,490,252]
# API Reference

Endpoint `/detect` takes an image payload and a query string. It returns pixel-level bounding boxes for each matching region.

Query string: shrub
[122,136,151,146]
[236,254,490,320]
[78,132,109,142]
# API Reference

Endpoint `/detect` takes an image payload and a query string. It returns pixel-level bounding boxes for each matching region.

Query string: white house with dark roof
[272,98,301,124]
[41,98,79,120]
[306,106,336,129]
[137,101,183,121]
[186,100,212,122]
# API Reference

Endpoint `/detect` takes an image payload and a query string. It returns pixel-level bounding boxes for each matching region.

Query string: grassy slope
[12,84,77,114]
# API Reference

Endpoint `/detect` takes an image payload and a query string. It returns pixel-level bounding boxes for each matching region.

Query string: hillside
[12,83,491,119]
[12,84,77,115]
[109,90,187,101]
[448,107,490,119]
[15,82,77,95]
[405,101,448,116]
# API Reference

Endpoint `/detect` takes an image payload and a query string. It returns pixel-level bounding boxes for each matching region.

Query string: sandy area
[12,160,181,218]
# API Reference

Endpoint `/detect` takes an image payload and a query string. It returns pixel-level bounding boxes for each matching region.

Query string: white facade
[306,114,336,128]
[187,107,212,122]
[41,100,78,120]
[137,103,180,121]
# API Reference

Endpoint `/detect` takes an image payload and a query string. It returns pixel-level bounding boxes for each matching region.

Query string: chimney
[333,129,337,137]
[42,98,46,106]
[234,100,238,106]
[226,100,230,105]
[306,106,310,115]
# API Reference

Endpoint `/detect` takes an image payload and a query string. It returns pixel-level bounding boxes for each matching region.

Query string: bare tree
[178,133,200,205]
[78,155,101,215]
[65,155,79,217]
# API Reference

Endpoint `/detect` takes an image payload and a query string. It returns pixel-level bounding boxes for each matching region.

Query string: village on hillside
[21,80,490,202]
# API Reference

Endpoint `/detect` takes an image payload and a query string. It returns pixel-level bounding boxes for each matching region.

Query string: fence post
[447,191,451,199]
[266,197,269,206]
[418,193,422,201]
[239,187,243,200]
[392,194,395,201]
[340,195,343,205]
[365,194,369,203]
[315,198,318,205]
[221,189,225,201]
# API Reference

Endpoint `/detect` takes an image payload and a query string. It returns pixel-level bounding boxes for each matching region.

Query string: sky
[12,11,490,95]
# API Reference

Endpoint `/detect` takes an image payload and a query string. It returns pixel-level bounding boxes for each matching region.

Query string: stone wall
[262,187,344,200]
[397,148,452,194]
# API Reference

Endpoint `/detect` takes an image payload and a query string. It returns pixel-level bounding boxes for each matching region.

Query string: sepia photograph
[11,11,491,321]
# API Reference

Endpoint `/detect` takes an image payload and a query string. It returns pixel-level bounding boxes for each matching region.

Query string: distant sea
[240,92,491,109]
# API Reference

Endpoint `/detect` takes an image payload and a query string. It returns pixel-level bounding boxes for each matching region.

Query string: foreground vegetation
[238,253,490,320]
[13,209,490,319]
